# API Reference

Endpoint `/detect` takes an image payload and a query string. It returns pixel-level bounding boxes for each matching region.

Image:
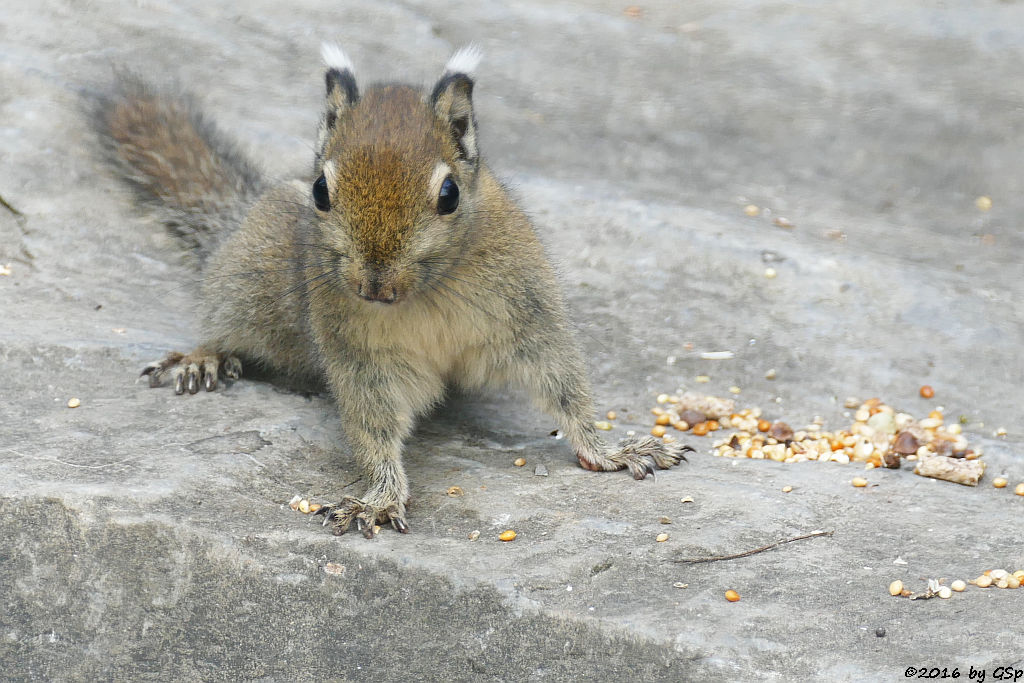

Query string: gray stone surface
[2,1,1023,680]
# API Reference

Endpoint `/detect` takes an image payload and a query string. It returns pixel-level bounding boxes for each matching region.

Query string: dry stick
[0,193,24,217]
[674,529,834,564]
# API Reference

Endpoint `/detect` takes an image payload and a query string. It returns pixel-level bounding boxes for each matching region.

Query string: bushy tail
[93,76,264,260]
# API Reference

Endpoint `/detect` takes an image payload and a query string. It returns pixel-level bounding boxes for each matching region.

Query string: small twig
[674,529,834,564]
[0,192,23,217]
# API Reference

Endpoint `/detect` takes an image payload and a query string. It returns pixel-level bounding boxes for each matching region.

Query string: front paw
[140,350,242,394]
[578,436,692,480]
[314,495,409,538]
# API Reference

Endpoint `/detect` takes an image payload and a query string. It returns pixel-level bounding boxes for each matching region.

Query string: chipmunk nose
[356,279,397,304]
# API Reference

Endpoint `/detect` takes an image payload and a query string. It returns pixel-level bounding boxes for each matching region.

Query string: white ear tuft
[444,44,483,76]
[321,43,355,73]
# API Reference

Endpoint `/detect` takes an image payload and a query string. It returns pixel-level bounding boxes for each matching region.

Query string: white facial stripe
[323,159,338,196]
[429,161,451,198]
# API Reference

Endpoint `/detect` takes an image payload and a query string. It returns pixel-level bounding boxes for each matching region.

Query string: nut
[951,580,966,592]
[67,398,81,408]
[889,580,904,596]
[993,477,1008,489]
[919,385,935,399]
[725,589,741,602]
[656,533,669,542]
[513,457,527,467]
[499,530,517,542]
[852,477,868,488]
[447,486,465,497]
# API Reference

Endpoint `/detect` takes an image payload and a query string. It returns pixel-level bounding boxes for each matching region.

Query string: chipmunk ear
[317,43,358,162]
[431,45,482,164]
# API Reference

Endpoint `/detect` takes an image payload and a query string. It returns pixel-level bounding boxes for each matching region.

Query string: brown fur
[96,55,689,537]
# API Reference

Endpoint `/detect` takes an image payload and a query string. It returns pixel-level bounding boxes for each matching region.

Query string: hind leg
[141,347,242,394]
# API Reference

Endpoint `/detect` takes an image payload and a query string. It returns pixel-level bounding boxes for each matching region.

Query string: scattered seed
[951,580,966,592]
[1006,577,1020,589]
[976,575,993,588]
[995,427,1007,437]
[728,386,741,394]
[764,368,777,380]
[499,530,517,542]
[309,503,322,513]
[691,422,709,436]
[298,499,311,514]
[655,414,671,426]
[743,204,760,217]
[673,582,688,589]
[773,217,794,229]
[700,351,734,360]
[513,457,527,467]
[468,530,480,541]
[769,421,794,442]
[651,425,667,437]
[680,496,694,503]
[993,478,1008,489]
[695,375,710,383]
[938,586,952,599]
[658,516,672,524]
[975,195,992,211]
[781,485,793,493]
[606,410,617,420]
[889,580,904,596]
[756,419,771,432]
[67,398,81,408]
[725,589,741,602]
[323,562,345,576]
[1015,483,1024,497]
[656,533,669,542]
[447,486,464,497]
[919,385,935,399]
[852,477,868,488]
[594,420,613,430]
[764,267,777,279]
[288,495,302,511]
[657,393,670,404]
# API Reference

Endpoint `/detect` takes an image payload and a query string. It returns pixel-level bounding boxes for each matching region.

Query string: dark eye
[437,177,459,215]
[312,174,330,212]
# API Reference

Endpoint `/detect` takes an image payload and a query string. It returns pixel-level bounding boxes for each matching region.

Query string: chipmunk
[96,44,690,537]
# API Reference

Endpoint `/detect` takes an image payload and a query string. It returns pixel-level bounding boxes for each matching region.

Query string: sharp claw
[174,373,185,395]
[140,365,156,377]
[204,372,216,391]
[392,517,409,533]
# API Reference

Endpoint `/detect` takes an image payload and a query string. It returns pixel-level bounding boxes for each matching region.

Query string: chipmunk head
[310,44,483,305]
